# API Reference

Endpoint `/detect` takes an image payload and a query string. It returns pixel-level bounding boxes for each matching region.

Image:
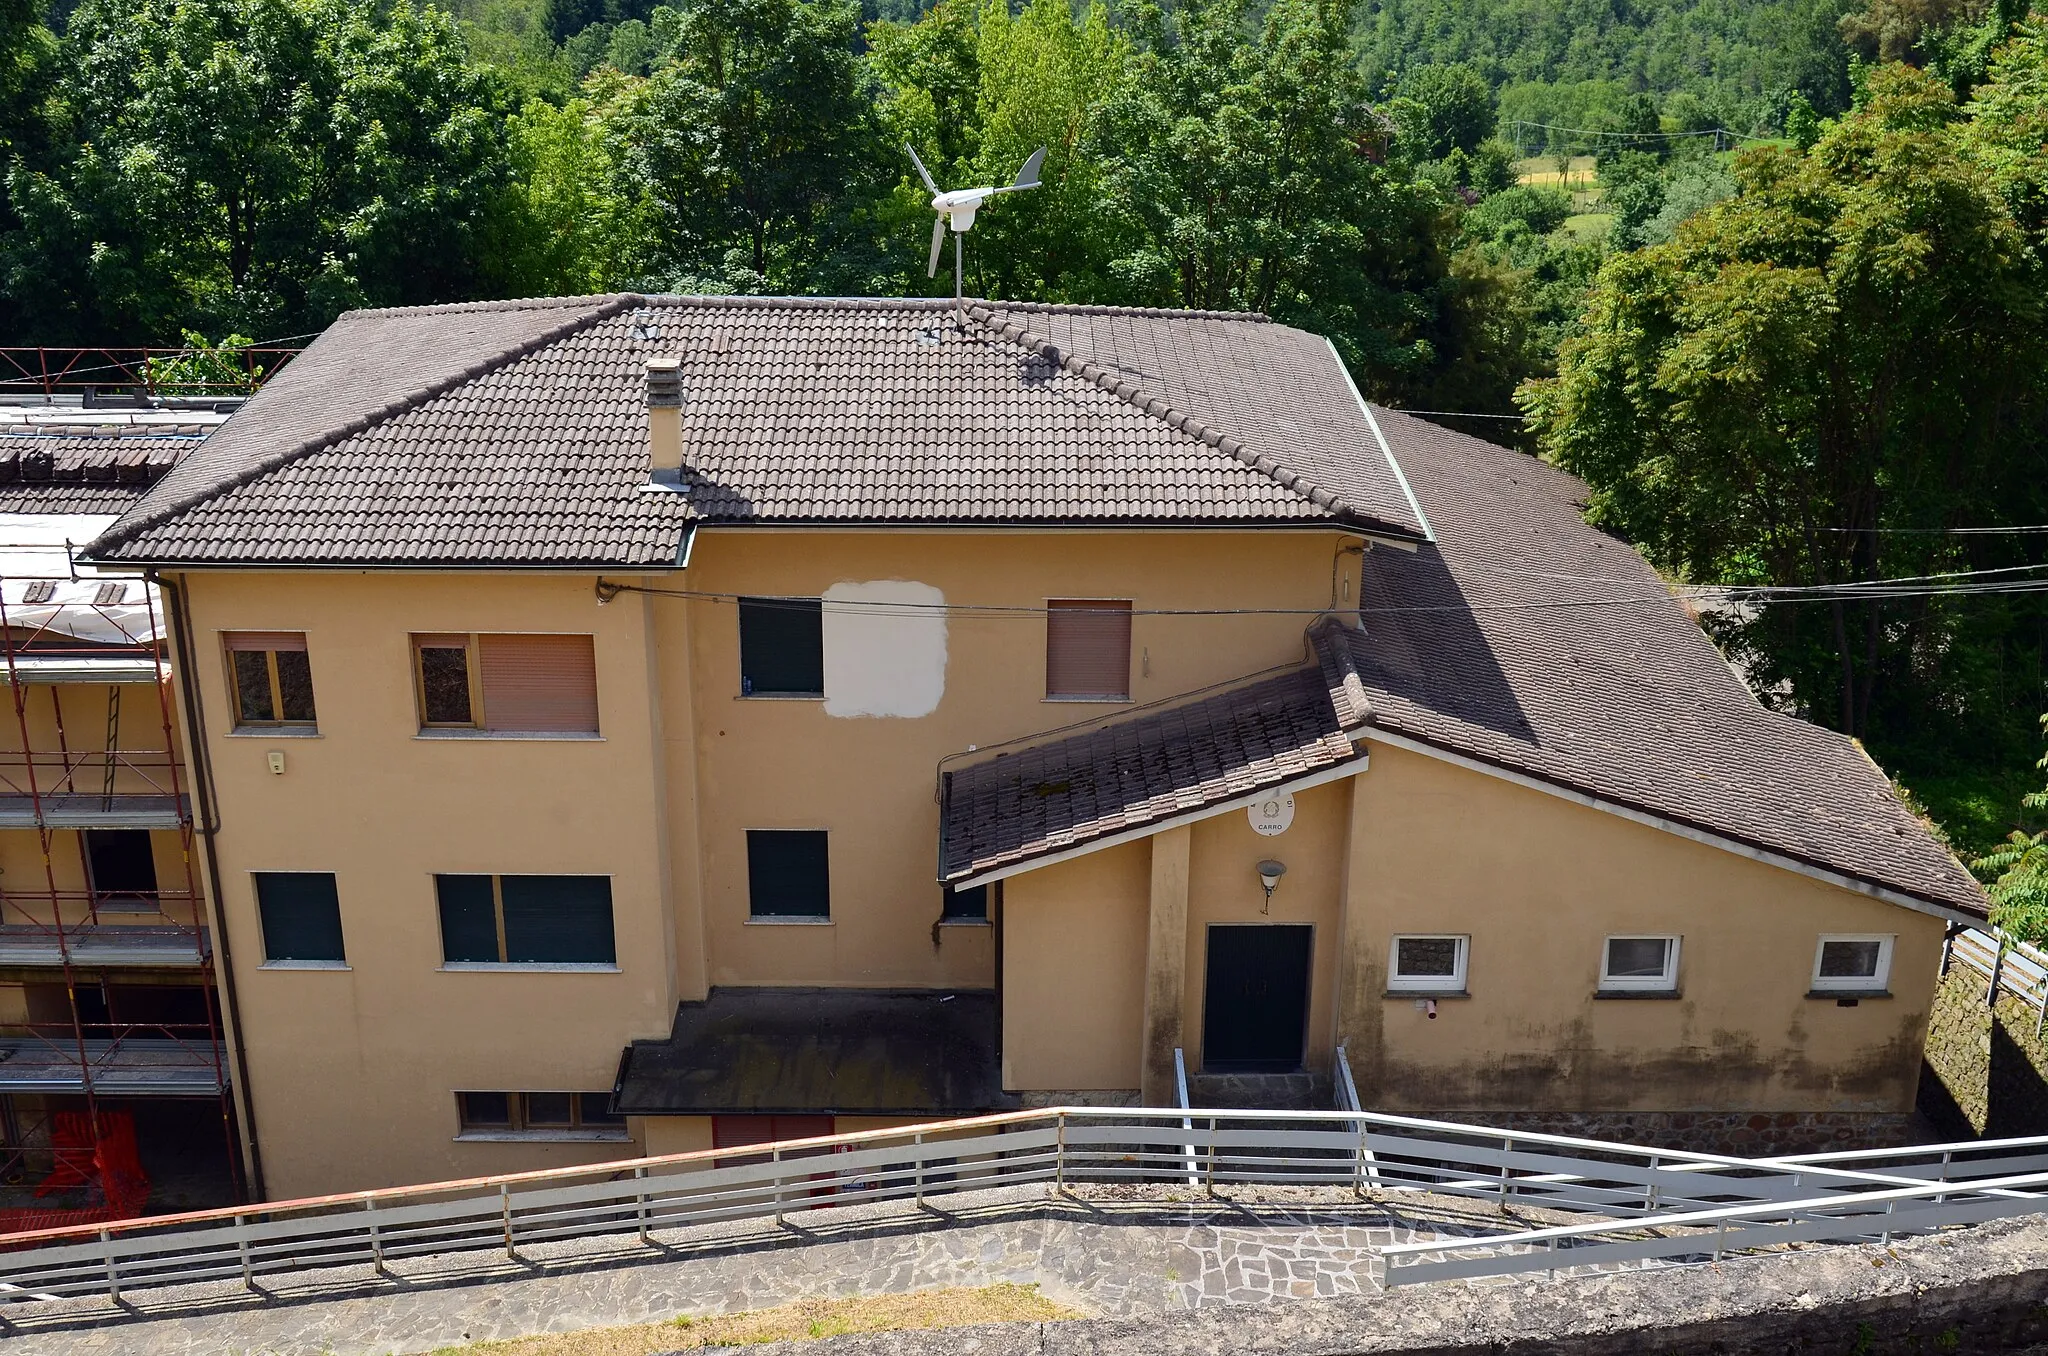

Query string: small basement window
[436,874,616,966]
[224,632,316,728]
[942,883,989,922]
[1812,935,1893,993]
[413,633,599,734]
[738,597,824,697]
[456,1090,626,1139]
[746,830,830,919]
[1600,936,1680,993]
[1388,935,1468,992]
[1045,599,1132,700]
[254,872,346,964]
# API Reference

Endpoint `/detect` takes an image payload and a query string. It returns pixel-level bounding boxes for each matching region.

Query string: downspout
[154,569,267,1199]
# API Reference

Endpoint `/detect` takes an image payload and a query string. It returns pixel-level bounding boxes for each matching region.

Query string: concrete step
[1187,1072,1333,1111]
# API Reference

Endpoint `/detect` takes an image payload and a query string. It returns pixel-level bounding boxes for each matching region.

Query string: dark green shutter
[501,876,616,963]
[255,872,346,962]
[746,831,830,917]
[738,598,824,696]
[436,874,500,962]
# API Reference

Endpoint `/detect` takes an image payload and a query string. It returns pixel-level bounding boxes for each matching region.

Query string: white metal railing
[1948,926,2048,1030]
[1172,1048,1198,1185]
[0,1107,2044,1305]
[1379,1163,2048,1285]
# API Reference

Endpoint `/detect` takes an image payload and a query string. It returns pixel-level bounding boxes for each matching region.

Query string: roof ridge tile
[962,303,1355,520]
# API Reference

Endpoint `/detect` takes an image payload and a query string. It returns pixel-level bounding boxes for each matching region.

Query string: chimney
[645,356,682,476]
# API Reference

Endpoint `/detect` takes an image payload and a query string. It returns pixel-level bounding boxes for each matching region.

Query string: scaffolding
[0,534,239,1227]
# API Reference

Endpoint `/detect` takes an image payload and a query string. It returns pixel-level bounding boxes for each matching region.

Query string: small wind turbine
[907,144,1045,319]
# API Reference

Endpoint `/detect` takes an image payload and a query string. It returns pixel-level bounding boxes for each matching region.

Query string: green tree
[143,329,264,395]
[1972,716,2048,942]
[614,0,894,292]
[1524,63,2048,781]
[1391,62,1496,160]
[483,77,659,295]
[1,0,512,342]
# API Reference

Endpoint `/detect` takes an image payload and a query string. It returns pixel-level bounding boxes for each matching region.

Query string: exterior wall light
[1257,859,1286,914]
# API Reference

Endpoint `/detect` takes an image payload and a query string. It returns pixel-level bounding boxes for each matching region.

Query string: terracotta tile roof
[83,295,1428,565]
[939,650,1370,882]
[1340,409,1987,919]
[0,427,201,512]
[937,415,1985,919]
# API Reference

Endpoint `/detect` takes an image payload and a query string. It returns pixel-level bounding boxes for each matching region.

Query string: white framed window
[1600,935,1680,992]
[1389,935,1468,992]
[1812,935,1893,993]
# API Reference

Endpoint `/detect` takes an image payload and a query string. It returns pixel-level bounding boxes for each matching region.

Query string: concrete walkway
[0,1185,1551,1355]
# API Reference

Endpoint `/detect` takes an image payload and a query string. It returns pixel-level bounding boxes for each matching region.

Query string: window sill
[939,917,991,927]
[1594,988,1682,999]
[745,916,833,926]
[260,960,350,971]
[229,726,321,738]
[1043,695,1132,704]
[1385,988,1469,999]
[1809,988,1891,1000]
[736,693,825,702]
[454,1130,632,1144]
[415,729,603,741]
[438,962,621,973]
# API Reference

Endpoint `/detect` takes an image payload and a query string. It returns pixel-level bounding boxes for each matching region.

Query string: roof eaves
[961,302,1369,528]
[84,293,646,561]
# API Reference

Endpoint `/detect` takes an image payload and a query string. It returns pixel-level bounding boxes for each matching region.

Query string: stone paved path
[0,1186,1540,1356]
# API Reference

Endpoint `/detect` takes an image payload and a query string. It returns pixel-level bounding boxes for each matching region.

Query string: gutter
[154,569,268,1200]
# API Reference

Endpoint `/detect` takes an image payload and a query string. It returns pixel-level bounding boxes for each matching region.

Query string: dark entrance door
[1202,925,1312,1072]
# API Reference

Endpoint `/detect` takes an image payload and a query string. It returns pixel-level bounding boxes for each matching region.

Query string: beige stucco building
[76,295,1987,1200]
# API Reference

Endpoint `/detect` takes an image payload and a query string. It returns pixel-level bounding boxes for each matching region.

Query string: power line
[1387,408,1525,421]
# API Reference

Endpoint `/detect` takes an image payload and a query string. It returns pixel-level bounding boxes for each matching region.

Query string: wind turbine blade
[906,143,939,195]
[1012,146,1045,189]
[928,216,946,277]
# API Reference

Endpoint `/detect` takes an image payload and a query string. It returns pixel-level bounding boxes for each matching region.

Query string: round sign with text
[1248,793,1294,836]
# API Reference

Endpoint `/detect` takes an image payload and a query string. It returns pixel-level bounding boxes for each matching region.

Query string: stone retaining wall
[1921,958,2048,1137]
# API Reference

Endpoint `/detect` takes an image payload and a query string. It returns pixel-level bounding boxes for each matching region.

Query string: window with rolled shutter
[1045,600,1132,699]
[478,634,598,733]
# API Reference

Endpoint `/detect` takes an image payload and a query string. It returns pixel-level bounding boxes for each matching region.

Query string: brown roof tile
[85,295,1427,564]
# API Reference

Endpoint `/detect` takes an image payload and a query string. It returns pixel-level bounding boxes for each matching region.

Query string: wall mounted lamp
[1257,859,1287,914]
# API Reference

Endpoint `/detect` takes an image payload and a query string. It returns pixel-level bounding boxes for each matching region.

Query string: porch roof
[612,987,1013,1117]
[939,633,1370,885]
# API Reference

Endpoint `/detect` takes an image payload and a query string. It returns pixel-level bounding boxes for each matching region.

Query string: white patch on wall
[822,580,947,718]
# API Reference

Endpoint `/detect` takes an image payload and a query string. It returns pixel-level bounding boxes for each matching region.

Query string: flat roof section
[614,987,1013,1117]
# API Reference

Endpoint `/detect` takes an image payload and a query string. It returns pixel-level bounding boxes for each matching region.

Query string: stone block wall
[1920,957,2048,1137]
[1443,1108,1922,1156]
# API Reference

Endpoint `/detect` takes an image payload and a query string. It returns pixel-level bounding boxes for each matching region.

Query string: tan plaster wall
[1001,840,1150,1091]
[1344,742,1946,1114]
[178,571,670,1197]
[670,529,1347,995]
[999,745,1945,1115]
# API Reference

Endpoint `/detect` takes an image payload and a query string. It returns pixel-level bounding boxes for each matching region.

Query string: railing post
[1204,1116,1218,1199]
[1880,1199,1895,1246]
[236,1213,253,1290]
[1054,1113,1067,1196]
[772,1145,785,1227]
[636,1165,651,1243]
[1711,1220,1727,1262]
[366,1196,385,1274]
[1988,938,2007,1008]
[1351,1122,1368,1198]
[1644,1155,1660,1213]
[501,1185,515,1259]
[101,1227,120,1304]
[914,1131,926,1208]
[1498,1135,1513,1208]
